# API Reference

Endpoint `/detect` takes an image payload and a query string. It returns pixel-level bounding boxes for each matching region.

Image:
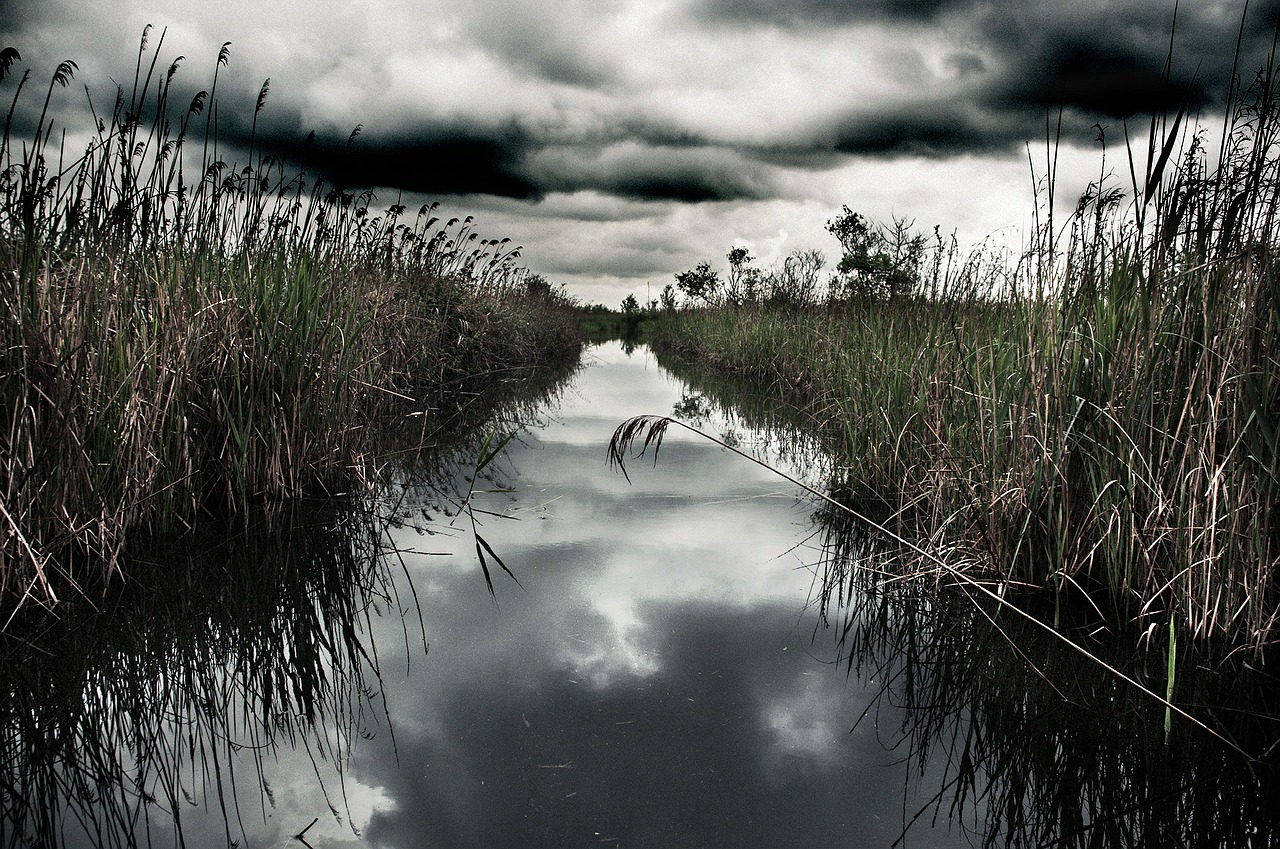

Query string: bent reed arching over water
[0,30,582,612]
[636,48,1280,661]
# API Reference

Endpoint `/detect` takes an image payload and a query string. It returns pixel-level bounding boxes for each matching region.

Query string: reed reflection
[662,351,1280,848]
[0,360,580,849]
[819,501,1279,846]
[0,501,399,848]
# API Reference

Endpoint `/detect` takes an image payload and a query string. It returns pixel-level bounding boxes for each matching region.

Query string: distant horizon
[3,0,1276,305]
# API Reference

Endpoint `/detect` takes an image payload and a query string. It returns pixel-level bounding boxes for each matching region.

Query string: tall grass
[0,30,582,610]
[651,60,1280,657]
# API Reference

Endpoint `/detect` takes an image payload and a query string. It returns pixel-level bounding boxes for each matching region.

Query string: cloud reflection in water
[360,342,969,848]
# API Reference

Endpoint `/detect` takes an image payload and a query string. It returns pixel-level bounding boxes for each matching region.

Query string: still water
[2,341,1277,848]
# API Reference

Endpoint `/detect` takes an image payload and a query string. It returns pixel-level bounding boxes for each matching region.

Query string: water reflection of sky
[26,341,1273,849]
[353,342,973,848]
[24,341,1272,848]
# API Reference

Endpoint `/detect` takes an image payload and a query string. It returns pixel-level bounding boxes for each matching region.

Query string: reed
[0,30,582,610]
[649,58,1280,657]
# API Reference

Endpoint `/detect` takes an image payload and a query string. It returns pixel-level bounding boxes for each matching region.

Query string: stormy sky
[1,0,1275,303]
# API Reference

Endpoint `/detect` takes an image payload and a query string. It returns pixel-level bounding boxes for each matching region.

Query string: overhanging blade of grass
[609,413,1250,758]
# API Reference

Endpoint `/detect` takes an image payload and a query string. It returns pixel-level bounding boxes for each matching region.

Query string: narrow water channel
[353,341,968,848]
[3,341,1277,848]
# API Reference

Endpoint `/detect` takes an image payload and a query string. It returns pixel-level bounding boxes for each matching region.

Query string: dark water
[2,341,1278,848]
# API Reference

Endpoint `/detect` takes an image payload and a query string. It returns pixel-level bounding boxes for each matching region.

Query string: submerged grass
[816,506,1280,847]
[0,358,573,848]
[648,56,1280,658]
[0,31,582,611]
[0,499,416,849]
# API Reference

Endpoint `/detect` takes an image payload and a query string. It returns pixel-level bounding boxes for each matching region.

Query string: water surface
[4,340,1277,848]
[348,341,970,847]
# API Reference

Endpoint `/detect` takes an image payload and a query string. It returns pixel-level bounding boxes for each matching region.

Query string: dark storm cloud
[3,0,1278,240]
[321,137,541,198]
[229,109,772,202]
[976,1,1279,118]
[979,23,1195,122]
[272,128,543,199]
[695,0,973,27]
[829,104,1012,156]
[608,173,744,202]
[533,145,776,203]
[742,101,1018,166]
[739,2,1280,161]
[1017,48,1184,117]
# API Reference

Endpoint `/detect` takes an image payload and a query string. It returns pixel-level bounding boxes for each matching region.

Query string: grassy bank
[652,68,1279,657]
[0,34,582,609]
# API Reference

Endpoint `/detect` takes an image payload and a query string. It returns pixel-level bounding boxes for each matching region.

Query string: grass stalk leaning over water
[648,59,1279,658]
[812,504,1280,846]
[608,414,1245,755]
[0,30,582,611]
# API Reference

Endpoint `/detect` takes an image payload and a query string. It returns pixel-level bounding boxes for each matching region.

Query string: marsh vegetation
[4,18,1279,849]
[646,52,1280,664]
[4,339,1280,848]
[0,347,576,848]
[0,32,582,612]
